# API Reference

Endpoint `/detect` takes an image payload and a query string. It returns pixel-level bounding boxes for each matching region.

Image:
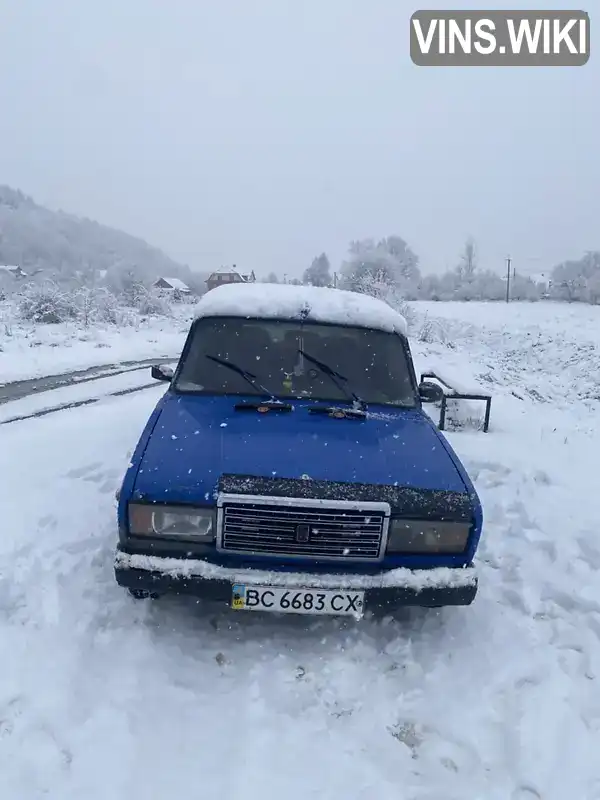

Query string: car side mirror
[151,364,174,382]
[418,380,444,404]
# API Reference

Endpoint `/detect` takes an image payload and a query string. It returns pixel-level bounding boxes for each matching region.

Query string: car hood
[132,394,468,504]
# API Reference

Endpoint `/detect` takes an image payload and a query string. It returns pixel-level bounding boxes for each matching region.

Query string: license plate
[231,584,365,617]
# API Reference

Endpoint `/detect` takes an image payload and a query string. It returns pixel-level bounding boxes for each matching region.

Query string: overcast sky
[0,0,596,277]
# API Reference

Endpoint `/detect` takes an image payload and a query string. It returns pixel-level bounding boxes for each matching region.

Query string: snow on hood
[194,283,407,335]
[131,394,467,504]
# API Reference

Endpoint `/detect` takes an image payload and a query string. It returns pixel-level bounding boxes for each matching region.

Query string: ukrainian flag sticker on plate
[231,584,246,610]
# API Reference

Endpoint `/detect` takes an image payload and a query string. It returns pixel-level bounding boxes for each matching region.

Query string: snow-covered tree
[303,253,331,287]
[17,280,79,324]
[550,251,600,304]
[136,286,173,317]
[74,287,99,328]
[585,270,600,304]
[457,237,477,281]
[341,236,421,299]
[509,273,542,301]
[113,268,147,307]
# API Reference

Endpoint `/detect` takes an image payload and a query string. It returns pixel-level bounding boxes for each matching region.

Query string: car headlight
[386,519,470,554]
[128,503,215,542]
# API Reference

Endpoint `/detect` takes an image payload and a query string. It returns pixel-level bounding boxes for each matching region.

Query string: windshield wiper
[297,348,367,417]
[205,354,292,411]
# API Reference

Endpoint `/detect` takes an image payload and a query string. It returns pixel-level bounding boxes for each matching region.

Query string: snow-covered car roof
[194,283,407,335]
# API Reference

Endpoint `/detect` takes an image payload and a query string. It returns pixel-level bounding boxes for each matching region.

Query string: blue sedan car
[115,283,483,618]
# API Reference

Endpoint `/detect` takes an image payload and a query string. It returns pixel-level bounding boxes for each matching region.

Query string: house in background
[153,276,191,294]
[0,265,27,280]
[529,272,551,287]
[529,272,553,297]
[205,265,256,292]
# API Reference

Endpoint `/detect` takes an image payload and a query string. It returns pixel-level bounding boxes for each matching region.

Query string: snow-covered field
[0,302,192,384]
[1,300,599,799]
[413,300,600,406]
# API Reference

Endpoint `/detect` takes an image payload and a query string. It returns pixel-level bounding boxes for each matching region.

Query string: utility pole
[506,256,512,303]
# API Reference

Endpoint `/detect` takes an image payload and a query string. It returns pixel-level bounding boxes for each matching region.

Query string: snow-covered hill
[0,185,195,289]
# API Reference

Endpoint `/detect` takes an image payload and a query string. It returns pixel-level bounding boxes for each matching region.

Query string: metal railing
[420,371,492,433]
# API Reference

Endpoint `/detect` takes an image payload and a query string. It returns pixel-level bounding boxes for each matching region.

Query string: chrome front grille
[217,493,390,561]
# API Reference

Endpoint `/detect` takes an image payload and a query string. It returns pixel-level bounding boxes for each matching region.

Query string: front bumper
[114,549,478,610]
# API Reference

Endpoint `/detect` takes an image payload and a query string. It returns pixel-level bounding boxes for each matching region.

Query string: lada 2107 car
[115,283,483,618]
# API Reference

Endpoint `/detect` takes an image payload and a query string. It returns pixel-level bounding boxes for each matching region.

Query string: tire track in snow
[0,359,175,425]
[0,356,175,404]
[0,382,160,425]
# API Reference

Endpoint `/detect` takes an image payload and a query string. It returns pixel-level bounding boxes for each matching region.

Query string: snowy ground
[412,300,600,406]
[0,302,191,384]
[1,301,600,799]
[0,365,169,424]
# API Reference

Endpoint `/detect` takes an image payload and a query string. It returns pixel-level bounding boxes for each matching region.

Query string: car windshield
[174,317,417,408]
